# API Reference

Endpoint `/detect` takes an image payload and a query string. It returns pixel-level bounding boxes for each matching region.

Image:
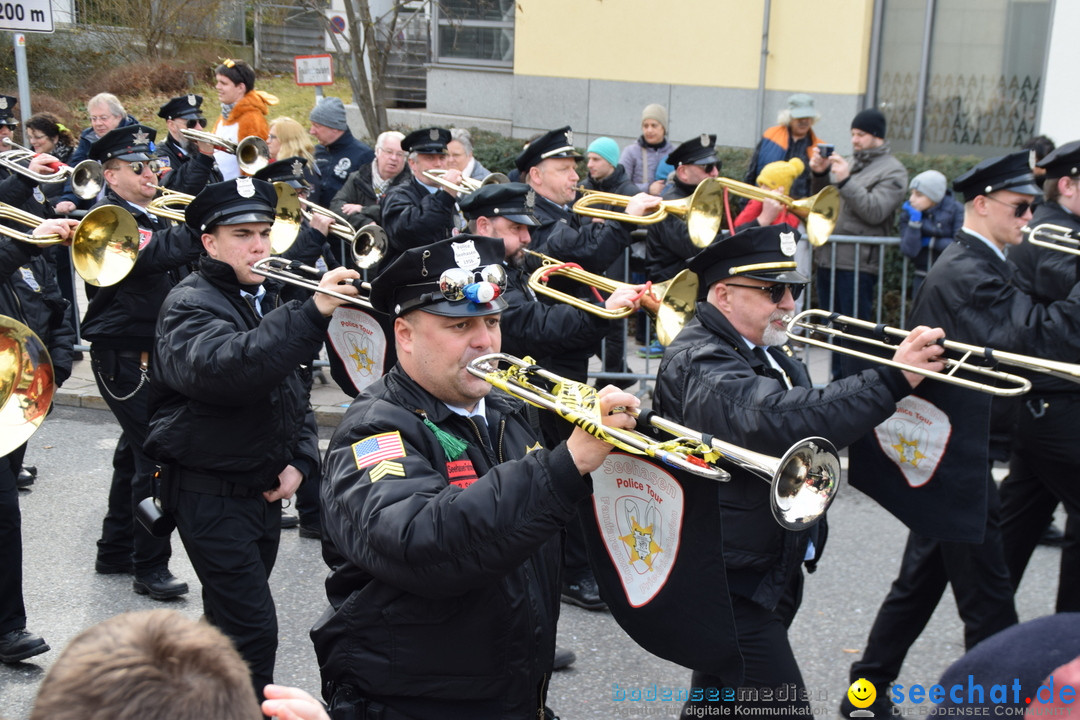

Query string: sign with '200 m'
[0,0,53,33]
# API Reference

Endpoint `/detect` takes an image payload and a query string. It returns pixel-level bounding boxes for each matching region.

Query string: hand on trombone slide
[890,325,947,388]
[312,266,363,317]
[565,385,641,475]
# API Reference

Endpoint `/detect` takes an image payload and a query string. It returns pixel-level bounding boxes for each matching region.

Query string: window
[433,0,514,67]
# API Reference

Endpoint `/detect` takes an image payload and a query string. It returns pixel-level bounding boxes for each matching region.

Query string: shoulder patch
[353,431,406,470]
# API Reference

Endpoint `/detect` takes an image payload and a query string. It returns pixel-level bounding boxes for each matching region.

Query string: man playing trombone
[156,94,221,194]
[651,224,946,717]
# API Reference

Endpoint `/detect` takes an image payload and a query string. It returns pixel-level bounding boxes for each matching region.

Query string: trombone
[0,316,55,457]
[524,249,697,345]
[708,178,840,247]
[467,353,840,529]
[573,176,724,248]
[783,309,1080,396]
[179,130,270,175]
[250,256,373,309]
[1022,223,1080,256]
[0,201,139,287]
[422,169,509,194]
[0,138,104,200]
[298,199,386,269]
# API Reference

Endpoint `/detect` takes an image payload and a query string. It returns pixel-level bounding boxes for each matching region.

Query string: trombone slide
[250,257,373,309]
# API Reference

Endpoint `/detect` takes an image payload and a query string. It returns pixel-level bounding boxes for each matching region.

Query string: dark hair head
[214,59,255,93]
[26,112,76,147]
[1021,135,1055,162]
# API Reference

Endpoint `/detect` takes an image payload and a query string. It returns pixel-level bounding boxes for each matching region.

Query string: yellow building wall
[514,0,875,95]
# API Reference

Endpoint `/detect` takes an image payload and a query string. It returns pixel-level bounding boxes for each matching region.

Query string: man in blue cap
[843,151,1080,718]
[312,234,640,719]
[652,224,945,718]
[145,176,361,701]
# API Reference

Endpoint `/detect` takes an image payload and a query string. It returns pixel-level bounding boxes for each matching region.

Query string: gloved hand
[903,201,922,224]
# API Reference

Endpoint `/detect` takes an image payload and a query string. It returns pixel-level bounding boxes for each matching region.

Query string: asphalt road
[1,405,1065,719]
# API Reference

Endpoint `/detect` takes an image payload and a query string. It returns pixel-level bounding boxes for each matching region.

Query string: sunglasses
[185,118,207,129]
[724,282,804,304]
[438,264,508,303]
[123,160,162,175]
[984,195,1032,218]
[698,163,717,173]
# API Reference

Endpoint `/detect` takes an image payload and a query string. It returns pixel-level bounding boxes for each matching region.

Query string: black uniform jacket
[313,133,375,208]
[329,160,411,229]
[645,178,703,282]
[526,194,633,275]
[80,188,203,351]
[0,238,75,385]
[312,364,586,718]
[158,135,223,195]
[653,301,911,609]
[379,176,458,270]
[145,256,324,489]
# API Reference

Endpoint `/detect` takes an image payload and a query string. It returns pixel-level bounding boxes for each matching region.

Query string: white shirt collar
[444,396,487,420]
[962,226,1007,262]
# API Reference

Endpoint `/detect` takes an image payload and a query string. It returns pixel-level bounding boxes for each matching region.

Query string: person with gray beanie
[619,103,675,192]
[899,169,963,295]
[309,97,374,207]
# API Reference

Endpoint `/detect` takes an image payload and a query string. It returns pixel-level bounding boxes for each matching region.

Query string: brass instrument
[421,169,510,194]
[179,131,270,175]
[783,309,1080,396]
[1,138,104,200]
[298,199,386,269]
[1022,223,1080,256]
[467,353,840,529]
[573,176,724,247]
[708,177,840,247]
[250,256,372,308]
[0,201,139,287]
[524,249,697,345]
[0,316,55,456]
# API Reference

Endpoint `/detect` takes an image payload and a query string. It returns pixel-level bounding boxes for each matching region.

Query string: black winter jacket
[526,195,633,275]
[145,256,324,489]
[379,176,459,271]
[645,178,704,282]
[313,133,375,208]
[653,301,910,609]
[80,188,203,351]
[328,159,411,229]
[312,365,586,718]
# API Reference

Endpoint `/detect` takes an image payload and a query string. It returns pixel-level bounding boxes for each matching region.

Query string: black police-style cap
[689,224,808,288]
[0,95,17,126]
[952,151,1042,201]
[1036,140,1080,180]
[89,124,157,163]
[370,235,509,318]
[402,127,451,155]
[514,126,583,173]
[667,134,719,167]
[254,157,311,190]
[185,177,277,233]
[459,182,539,227]
[157,94,204,121]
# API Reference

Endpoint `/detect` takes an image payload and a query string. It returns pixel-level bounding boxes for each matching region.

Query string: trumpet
[298,199,386,269]
[1022,223,1080,256]
[250,256,372,309]
[0,201,139,287]
[573,176,724,247]
[784,309,1080,396]
[467,353,840,529]
[179,131,270,175]
[422,169,509,195]
[524,249,697,345]
[708,178,840,247]
[0,316,55,457]
[0,138,104,200]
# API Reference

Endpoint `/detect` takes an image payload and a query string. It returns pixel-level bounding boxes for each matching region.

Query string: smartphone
[818,143,834,159]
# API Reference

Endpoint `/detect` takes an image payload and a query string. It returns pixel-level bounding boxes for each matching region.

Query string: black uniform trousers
[849,473,1017,687]
[91,349,172,574]
[0,449,26,635]
[680,570,810,718]
[174,484,281,700]
[1001,394,1080,612]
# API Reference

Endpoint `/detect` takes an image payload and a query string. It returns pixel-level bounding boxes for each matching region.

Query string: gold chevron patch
[369,460,405,482]
[525,441,542,454]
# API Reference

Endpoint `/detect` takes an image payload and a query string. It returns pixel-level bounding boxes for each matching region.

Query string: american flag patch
[352,431,406,470]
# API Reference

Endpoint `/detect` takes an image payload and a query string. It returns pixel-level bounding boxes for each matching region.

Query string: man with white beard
[651,223,945,718]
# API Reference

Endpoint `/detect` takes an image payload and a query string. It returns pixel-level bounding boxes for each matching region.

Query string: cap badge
[565,129,574,146]
[187,94,197,106]
[429,128,439,141]
[291,159,304,177]
[525,187,536,209]
[699,133,709,147]
[237,177,255,198]
[779,231,798,257]
[0,98,7,110]
[133,129,150,145]
[452,239,481,271]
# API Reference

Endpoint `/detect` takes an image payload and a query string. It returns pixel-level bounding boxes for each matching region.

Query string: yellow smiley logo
[848,678,877,709]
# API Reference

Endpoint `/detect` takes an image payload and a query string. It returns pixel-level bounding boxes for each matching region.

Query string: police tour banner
[327,307,386,394]
[583,453,743,679]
